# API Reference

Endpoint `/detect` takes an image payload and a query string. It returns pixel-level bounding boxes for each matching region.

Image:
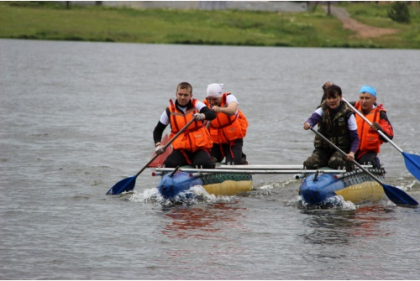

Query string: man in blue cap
[353,85,394,168]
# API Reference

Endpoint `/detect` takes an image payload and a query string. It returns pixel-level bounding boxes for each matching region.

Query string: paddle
[310,127,418,207]
[343,98,420,182]
[106,118,196,195]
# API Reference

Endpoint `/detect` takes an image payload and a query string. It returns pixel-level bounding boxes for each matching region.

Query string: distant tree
[307,1,319,13]
[388,1,410,23]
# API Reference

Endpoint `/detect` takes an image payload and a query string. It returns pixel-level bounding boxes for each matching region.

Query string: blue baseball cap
[359,85,377,97]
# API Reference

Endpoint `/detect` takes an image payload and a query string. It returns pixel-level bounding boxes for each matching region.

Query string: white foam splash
[258,184,273,190]
[128,184,235,205]
[256,178,297,190]
[294,195,356,210]
[128,187,161,203]
[402,180,417,191]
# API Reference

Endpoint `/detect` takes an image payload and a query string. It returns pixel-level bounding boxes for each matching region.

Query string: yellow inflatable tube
[203,180,253,196]
[335,181,385,204]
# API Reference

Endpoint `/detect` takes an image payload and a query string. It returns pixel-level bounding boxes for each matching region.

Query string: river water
[1,39,420,279]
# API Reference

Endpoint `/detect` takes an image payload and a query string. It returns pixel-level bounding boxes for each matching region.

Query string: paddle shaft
[310,128,384,185]
[342,98,403,153]
[134,118,196,178]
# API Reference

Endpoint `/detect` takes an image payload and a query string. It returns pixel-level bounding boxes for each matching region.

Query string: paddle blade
[106,176,137,195]
[148,134,173,168]
[403,152,420,182]
[382,183,418,207]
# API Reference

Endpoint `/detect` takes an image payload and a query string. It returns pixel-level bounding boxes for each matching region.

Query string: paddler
[153,82,216,168]
[303,84,359,171]
[203,83,248,165]
[352,85,394,169]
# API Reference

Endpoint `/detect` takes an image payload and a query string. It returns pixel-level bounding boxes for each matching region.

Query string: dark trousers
[164,149,215,168]
[357,151,381,169]
[211,139,245,165]
[304,148,354,171]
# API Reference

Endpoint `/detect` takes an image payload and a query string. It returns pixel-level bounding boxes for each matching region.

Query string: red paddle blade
[147,134,173,168]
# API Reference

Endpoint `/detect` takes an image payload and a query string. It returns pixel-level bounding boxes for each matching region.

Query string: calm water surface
[1,39,420,279]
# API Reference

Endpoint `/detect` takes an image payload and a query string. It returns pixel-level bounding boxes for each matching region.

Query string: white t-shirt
[224,94,239,115]
[226,94,238,106]
[159,100,207,125]
[159,95,240,125]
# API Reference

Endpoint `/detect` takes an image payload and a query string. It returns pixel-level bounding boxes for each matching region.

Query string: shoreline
[0,2,419,49]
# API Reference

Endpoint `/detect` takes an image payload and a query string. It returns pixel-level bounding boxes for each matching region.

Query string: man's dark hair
[177,82,193,94]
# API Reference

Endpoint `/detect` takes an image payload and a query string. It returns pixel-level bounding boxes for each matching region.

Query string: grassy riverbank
[1,1,419,48]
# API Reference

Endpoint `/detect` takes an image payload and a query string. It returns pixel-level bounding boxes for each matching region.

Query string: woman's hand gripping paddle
[310,127,418,207]
[343,98,420,182]
[106,118,196,195]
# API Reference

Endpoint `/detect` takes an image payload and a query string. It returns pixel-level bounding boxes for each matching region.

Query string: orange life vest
[167,99,213,152]
[203,93,248,144]
[354,101,385,157]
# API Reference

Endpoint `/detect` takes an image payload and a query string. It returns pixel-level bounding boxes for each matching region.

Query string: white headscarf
[206,83,224,98]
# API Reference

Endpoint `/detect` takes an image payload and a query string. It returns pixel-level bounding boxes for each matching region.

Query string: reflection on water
[300,205,396,245]
[301,209,355,245]
[161,202,247,240]
[156,202,248,279]
[350,205,396,237]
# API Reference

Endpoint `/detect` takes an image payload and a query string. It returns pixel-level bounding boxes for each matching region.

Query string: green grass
[1,1,419,49]
[338,2,420,49]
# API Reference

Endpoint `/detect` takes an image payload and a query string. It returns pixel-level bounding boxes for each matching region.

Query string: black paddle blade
[403,152,420,182]
[382,183,418,207]
[106,176,137,195]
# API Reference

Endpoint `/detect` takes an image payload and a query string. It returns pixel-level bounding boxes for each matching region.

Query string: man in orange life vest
[354,85,394,168]
[153,82,217,168]
[203,83,248,165]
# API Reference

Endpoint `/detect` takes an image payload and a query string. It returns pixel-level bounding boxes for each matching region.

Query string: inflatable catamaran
[106,99,420,208]
[151,164,386,205]
[107,161,417,207]
[107,124,418,207]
